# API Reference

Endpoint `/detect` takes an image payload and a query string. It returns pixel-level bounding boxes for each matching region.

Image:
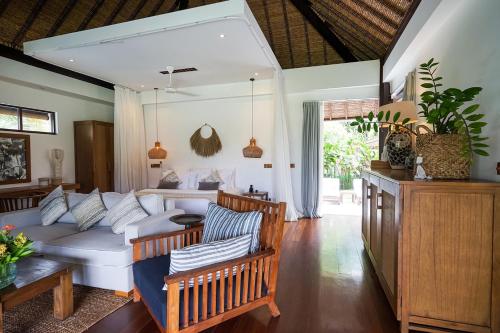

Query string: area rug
[4,285,132,333]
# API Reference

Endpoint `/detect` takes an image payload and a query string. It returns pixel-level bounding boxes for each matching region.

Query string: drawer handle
[377,193,383,209]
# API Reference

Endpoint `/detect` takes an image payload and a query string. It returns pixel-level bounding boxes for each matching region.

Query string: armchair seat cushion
[133,254,268,329]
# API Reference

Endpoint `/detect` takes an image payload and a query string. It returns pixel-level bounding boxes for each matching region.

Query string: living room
[0,0,499,333]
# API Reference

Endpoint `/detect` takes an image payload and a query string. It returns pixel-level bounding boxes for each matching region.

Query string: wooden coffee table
[0,257,73,332]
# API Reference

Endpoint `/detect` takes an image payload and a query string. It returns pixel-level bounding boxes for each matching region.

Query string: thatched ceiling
[0,0,418,69]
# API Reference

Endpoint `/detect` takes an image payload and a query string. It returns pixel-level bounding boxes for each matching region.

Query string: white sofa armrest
[0,208,42,228]
[124,209,185,245]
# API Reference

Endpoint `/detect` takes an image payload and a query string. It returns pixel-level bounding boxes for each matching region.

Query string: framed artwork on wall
[0,133,31,185]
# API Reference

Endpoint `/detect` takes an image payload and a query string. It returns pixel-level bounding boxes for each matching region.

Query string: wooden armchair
[130,191,286,333]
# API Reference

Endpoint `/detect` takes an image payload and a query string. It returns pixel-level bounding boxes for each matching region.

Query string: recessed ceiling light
[69,59,74,62]
[219,34,225,38]
[140,85,145,88]
[254,72,259,76]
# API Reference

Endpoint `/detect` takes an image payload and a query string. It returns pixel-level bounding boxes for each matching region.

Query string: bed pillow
[157,181,179,189]
[166,234,252,290]
[198,182,219,190]
[71,188,107,231]
[202,202,263,253]
[39,185,68,226]
[108,191,149,234]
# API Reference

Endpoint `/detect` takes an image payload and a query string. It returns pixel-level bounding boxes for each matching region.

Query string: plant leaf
[402,118,410,125]
[421,83,434,88]
[393,112,401,123]
[469,122,487,128]
[462,104,480,115]
[473,149,489,156]
[377,111,384,121]
[385,111,391,122]
[368,112,374,121]
[350,121,358,126]
[355,116,364,123]
[472,143,489,148]
[466,114,484,121]
[367,123,371,131]
[373,123,378,132]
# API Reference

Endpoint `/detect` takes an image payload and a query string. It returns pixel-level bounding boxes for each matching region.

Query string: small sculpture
[50,149,64,185]
[414,154,432,180]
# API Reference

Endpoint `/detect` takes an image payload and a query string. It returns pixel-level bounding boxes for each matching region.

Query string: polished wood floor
[87,214,399,333]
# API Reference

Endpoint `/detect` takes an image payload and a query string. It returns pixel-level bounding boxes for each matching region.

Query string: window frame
[0,103,57,135]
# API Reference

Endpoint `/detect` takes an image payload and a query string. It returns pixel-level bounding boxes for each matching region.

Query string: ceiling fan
[162,65,198,97]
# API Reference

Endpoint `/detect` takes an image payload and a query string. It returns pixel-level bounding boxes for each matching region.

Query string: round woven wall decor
[190,124,222,157]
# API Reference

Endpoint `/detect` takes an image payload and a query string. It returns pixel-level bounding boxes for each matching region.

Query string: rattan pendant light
[242,78,263,158]
[147,88,167,159]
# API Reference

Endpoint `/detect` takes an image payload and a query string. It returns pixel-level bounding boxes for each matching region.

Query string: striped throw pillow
[166,234,252,290]
[108,190,149,234]
[39,185,68,226]
[202,202,263,253]
[71,188,107,231]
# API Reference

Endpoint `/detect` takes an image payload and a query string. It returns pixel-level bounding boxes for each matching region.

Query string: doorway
[321,100,379,216]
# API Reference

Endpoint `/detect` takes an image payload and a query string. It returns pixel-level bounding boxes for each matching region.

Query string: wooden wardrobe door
[74,122,94,193]
[92,123,113,192]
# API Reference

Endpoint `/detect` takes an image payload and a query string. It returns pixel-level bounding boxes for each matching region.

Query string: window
[0,103,57,134]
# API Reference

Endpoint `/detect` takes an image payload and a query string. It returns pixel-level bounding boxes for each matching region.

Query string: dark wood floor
[87,213,399,333]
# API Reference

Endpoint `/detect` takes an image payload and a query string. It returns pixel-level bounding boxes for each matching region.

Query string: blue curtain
[301,101,321,218]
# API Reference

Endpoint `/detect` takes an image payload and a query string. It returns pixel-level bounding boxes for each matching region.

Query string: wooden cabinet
[361,169,500,333]
[74,121,114,193]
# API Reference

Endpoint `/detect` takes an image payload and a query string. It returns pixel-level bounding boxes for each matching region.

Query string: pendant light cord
[251,78,254,138]
[155,88,159,142]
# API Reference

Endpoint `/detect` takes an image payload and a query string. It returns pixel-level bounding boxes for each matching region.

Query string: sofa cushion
[71,188,107,231]
[42,227,132,267]
[108,191,149,234]
[202,202,263,253]
[39,185,68,226]
[13,223,79,252]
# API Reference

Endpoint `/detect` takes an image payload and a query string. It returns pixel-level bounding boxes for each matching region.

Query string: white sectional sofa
[0,192,185,293]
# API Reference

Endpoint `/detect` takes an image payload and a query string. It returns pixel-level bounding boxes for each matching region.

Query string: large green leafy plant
[350,58,489,159]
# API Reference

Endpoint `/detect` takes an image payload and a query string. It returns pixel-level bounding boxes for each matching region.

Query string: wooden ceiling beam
[79,0,104,30]
[46,0,77,37]
[178,0,189,10]
[383,0,421,64]
[129,0,148,20]
[281,0,295,68]
[303,17,311,66]
[12,0,47,46]
[290,0,357,63]
[104,0,128,26]
[377,0,406,18]
[262,0,275,50]
[0,0,11,17]
[325,20,381,59]
[149,0,166,16]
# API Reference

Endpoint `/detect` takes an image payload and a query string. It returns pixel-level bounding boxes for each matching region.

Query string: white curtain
[272,70,299,221]
[114,86,147,193]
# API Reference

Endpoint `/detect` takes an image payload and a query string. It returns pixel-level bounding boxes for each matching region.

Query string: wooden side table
[0,257,73,332]
[242,191,269,201]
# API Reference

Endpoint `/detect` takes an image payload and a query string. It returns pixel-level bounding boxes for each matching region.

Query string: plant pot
[0,263,17,289]
[416,125,471,179]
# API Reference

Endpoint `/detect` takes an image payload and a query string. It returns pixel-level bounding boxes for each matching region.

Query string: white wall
[384,0,500,181]
[0,57,114,188]
[142,60,380,209]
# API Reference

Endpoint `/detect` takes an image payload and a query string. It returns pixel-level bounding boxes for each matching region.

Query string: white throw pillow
[58,192,88,223]
[39,185,68,226]
[108,191,149,234]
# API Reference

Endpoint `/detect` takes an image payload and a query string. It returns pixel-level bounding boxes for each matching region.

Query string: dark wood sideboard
[74,121,114,193]
[361,169,499,333]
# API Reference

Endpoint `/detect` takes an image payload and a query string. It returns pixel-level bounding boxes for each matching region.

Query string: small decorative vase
[0,263,17,289]
[385,128,413,170]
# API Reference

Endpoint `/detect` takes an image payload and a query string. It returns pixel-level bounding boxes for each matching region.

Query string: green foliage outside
[323,121,378,190]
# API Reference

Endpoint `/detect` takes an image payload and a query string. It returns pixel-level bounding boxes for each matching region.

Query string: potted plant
[350,58,489,179]
[0,225,33,288]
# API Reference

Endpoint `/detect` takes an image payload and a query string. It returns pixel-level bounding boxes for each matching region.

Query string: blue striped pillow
[165,234,252,290]
[202,202,263,253]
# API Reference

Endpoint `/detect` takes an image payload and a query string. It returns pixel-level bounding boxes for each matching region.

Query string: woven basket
[415,125,471,179]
